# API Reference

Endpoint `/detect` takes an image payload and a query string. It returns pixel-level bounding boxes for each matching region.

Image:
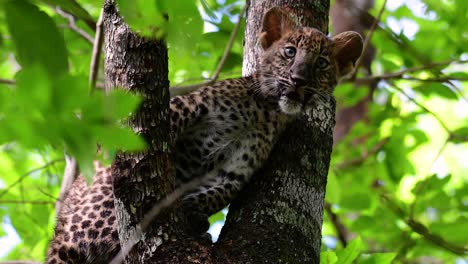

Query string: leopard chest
[173,95,288,184]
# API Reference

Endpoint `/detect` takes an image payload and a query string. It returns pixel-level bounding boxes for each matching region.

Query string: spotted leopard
[46,7,363,263]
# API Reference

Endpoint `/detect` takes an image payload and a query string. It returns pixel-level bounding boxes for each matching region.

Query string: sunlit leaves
[321,237,395,264]
[116,0,203,53]
[5,0,69,77]
[0,0,466,262]
[1,0,145,176]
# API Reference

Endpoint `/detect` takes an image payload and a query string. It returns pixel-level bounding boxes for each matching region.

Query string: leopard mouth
[279,91,303,114]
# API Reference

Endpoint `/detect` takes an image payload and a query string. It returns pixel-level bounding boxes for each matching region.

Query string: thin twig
[170,5,247,97]
[349,0,387,80]
[110,174,213,264]
[387,81,451,133]
[402,76,468,82]
[0,200,54,205]
[89,8,105,90]
[0,261,42,264]
[325,202,351,247]
[381,194,468,256]
[0,78,15,85]
[55,8,94,44]
[0,159,64,199]
[353,59,468,83]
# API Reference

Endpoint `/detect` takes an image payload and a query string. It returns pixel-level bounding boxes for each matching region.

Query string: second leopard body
[47,7,363,263]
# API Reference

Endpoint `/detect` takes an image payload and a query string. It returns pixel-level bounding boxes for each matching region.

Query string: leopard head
[257,7,363,114]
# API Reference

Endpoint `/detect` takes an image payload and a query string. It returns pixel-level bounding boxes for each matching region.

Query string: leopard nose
[291,75,307,88]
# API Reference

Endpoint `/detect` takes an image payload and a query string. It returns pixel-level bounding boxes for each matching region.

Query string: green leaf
[5,0,68,77]
[447,71,468,79]
[117,0,165,37]
[94,126,146,151]
[335,237,364,264]
[451,126,468,143]
[320,251,338,264]
[359,253,396,264]
[208,210,225,225]
[412,83,458,100]
[340,193,372,210]
[325,172,340,204]
[430,217,468,244]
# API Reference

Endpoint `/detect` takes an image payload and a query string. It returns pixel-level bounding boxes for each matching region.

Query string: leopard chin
[279,96,302,115]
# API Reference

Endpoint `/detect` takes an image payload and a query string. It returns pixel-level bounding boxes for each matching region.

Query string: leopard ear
[332,31,363,78]
[259,7,296,50]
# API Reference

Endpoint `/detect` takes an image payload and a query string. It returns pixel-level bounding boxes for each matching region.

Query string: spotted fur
[46,7,362,263]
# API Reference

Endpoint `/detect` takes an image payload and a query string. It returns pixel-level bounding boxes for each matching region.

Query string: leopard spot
[71,214,82,224]
[68,247,79,259]
[100,210,112,218]
[91,195,104,203]
[88,229,99,239]
[101,227,112,238]
[81,220,91,229]
[108,215,116,226]
[72,231,85,243]
[103,200,114,209]
[112,230,119,241]
[229,113,239,121]
[95,220,104,229]
[58,246,68,261]
[88,212,97,219]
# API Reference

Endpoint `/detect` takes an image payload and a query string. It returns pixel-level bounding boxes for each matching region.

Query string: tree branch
[110,173,213,264]
[89,8,104,90]
[169,5,246,97]
[325,202,351,247]
[0,200,54,205]
[55,8,94,44]
[349,0,387,80]
[55,155,79,217]
[0,261,42,264]
[381,194,468,256]
[353,59,468,84]
[0,78,15,85]
[402,76,468,82]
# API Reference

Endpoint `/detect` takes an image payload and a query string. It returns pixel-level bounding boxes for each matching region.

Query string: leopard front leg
[181,169,247,236]
[180,142,269,235]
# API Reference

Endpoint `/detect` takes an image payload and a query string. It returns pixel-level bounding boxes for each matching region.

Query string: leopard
[46,7,363,263]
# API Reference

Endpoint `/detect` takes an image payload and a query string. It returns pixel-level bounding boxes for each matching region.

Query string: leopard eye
[284,47,296,58]
[316,57,330,69]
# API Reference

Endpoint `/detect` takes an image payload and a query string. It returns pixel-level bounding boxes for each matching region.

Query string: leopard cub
[172,7,363,229]
[47,7,363,264]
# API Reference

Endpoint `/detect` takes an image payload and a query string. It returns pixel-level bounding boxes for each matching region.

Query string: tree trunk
[216,0,333,263]
[104,0,333,262]
[103,1,186,262]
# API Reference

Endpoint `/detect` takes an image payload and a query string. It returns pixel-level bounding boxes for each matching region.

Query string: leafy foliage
[0,0,466,262]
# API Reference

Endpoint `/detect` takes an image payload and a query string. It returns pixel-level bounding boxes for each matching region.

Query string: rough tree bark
[102,1,190,262]
[104,0,333,262]
[217,0,333,263]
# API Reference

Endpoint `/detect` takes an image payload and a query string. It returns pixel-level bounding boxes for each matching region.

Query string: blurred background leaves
[0,0,466,262]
